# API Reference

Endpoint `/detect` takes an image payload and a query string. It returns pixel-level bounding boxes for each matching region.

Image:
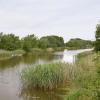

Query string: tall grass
[0,50,12,60]
[0,49,25,60]
[65,51,100,100]
[21,62,76,90]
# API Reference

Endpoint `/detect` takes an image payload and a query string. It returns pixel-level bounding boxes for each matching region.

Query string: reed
[21,62,76,90]
[0,50,12,60]
[65,51,100,100]
[0,49,25,60]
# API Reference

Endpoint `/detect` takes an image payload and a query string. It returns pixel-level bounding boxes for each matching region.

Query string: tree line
[0,33,64,52]
[66,38,93,49]
[0,23,99,52]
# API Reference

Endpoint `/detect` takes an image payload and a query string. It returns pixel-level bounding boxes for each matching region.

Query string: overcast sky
[0,0,100,42]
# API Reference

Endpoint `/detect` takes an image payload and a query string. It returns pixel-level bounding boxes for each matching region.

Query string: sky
[0,0,100,42]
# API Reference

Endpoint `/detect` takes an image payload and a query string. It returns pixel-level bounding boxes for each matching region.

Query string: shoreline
[0,48,93,61]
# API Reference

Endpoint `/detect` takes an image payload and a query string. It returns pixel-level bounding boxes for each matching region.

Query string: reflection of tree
[19,87,63,100]
[0,56,22,70]
[0,53,57,70]
[54,55,63,60]
[22,53,55,64]
[0,52,66,100]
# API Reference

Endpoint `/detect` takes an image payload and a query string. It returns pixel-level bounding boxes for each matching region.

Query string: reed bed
[0,50,12,60]
[0,49,25,60]
[21,62,76,90]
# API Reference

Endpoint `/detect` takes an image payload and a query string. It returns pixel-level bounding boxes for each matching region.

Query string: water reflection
[0,49,92,100]
[0,53,63,70]
[62,49,92,63]
[19,88,66,100]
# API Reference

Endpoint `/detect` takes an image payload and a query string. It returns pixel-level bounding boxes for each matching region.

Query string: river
[0,49,92,100]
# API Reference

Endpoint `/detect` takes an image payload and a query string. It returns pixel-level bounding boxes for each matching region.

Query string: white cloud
[0,0,99,41]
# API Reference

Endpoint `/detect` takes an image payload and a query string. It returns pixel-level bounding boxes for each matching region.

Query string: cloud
[0,0,99,41]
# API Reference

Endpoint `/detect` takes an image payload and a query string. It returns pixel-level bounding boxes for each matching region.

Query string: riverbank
[65,51,100,100]
[0,47,65,60]
[66,47,93,50]
[20,50,100,100]
[0,49,26,60]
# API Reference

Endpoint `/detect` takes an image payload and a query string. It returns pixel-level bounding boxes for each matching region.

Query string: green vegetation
[0,33,65,52]
[0,33,65,60]
[38,35,65,49]
[0,49,25,60]
[66,38,93,50]
[65,51,100,100]
[0,33,94,52]
[95,24,100,51]
[0,33,21,50]
[21,62,75,90]
[0,50,12,60]
[21,34,38,52]
[20,23,100,99]
[20,51,100,100]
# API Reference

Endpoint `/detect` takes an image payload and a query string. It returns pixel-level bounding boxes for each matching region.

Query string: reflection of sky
[54,49,93,63]
[62,54,74,63]
[62,50,75,63]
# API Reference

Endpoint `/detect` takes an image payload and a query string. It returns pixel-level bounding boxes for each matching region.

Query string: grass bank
[66,47,93,50]
[0,48,53,60]
[0,49,25,60]
[54,47,65,51]
[0,47,65,60]
[65,51,100,100]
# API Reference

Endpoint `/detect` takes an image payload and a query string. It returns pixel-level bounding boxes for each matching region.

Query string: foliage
[38,38,49,49]
[0,49,25,60]
[21,62,76,90]
[39,35,65,49]
[95,24,100,51]
[21,34,38,52]
[66,38,93,50]
[0,33,65,52]
[20,51,100,99]
[65,89,86,100]
[65,52,100,100]
[0,50,12,60]
[0,33,21,50]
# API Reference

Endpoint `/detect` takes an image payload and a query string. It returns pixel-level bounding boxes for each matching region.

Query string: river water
[0,49,92,100]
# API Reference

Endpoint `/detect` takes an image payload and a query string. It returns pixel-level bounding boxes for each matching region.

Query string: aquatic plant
[21,62,76,90]
[0,49,25,60]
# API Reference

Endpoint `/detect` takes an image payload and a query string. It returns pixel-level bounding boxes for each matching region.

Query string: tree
[39,35,64,49]
[38,38,49,49]
[95,24,100,51]
[22,34,38,52]
[66,38,93,49]
[0,33,21,50]
[0,33,65,51]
